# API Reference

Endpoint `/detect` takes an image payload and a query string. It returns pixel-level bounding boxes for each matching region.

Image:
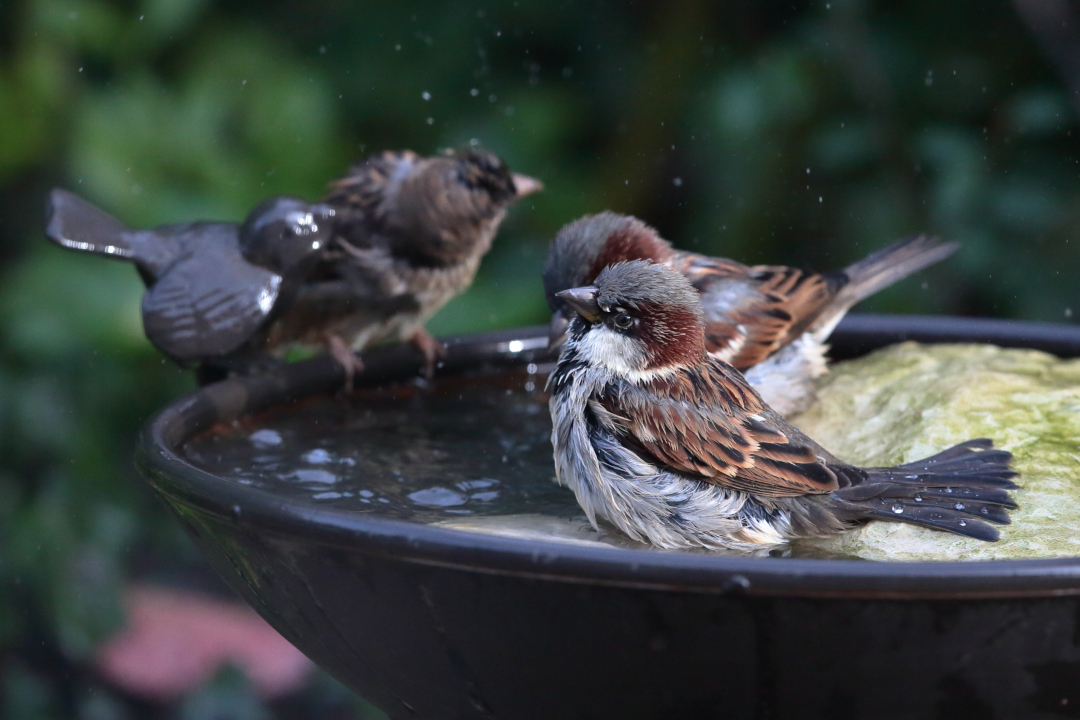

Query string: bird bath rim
[135,313,1080,601]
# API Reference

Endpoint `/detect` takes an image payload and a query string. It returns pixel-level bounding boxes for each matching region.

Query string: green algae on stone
[791,342,1080,561]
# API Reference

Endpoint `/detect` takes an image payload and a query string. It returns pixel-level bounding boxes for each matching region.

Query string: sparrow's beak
[548,311,571,350]
[511,173,544,198]
[555,286,601,323]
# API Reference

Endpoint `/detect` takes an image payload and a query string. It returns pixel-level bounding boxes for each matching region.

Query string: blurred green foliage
[0,0,1078,717]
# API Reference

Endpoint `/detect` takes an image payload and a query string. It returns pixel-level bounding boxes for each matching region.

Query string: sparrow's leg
[326,334,365,393]
[410,327,447,380]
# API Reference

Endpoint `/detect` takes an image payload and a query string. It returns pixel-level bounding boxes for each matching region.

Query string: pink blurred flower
[96,584,312,700]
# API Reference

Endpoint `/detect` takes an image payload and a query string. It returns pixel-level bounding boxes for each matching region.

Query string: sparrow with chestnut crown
[543,212,956,415]
[548,260,1018,553]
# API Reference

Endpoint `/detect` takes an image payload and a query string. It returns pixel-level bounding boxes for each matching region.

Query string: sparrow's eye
[612,313,633,329]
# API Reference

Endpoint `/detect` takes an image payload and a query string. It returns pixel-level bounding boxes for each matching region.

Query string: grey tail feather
[45,188,135,261]
[810,234,959,342]
[832,439,1019,542]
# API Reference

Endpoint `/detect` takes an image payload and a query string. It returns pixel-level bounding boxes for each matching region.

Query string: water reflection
[183,370,583,525]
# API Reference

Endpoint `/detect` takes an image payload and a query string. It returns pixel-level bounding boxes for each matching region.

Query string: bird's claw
[410,328,447,380]
[327,334,364,393]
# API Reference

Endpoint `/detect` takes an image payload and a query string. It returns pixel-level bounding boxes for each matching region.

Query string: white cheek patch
[575,325,681,383]
[576,325,646,375]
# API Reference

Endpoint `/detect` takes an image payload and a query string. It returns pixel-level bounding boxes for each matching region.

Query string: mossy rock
[793,342,1080,561]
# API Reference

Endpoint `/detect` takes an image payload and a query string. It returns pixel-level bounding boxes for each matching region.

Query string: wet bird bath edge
[136,315,1080,720]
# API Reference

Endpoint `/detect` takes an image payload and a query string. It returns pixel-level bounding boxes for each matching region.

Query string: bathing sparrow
[548,260,1017,553]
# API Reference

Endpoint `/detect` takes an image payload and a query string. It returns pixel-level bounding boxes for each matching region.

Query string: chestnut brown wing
[668,251,843,370]
[598,360,839,497]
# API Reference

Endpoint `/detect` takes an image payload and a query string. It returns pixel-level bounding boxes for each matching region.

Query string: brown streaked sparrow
[548,260,1017,553]
[266,148,543,380]
[543,212,957,415]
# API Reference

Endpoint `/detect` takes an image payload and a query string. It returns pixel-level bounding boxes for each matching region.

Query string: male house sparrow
[543,212,957,415]
[262,148,543,379]
[548,260,1017,553]
[45,188,335,375]
[45,148,541,382]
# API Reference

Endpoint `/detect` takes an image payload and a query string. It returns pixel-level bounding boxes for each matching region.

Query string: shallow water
[183,343,1080,560]
[183,367,588,526]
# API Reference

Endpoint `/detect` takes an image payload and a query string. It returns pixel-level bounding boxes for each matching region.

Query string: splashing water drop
[954,502,965,511]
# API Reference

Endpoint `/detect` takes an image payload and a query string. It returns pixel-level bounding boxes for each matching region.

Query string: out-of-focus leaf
[916,126,984,229]
[69,28,343,227]
[136,0,210,47]
[26,0,127,57]
[1,662,60,720]
[78,690,132,720]
[0,246,147,360]
[811,119,881,173]
[990,175,1065,233]
[173,667,270,720]
[1005,87,1073,137]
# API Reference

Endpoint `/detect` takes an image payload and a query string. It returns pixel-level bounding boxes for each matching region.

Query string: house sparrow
[263,148,543,380]
[543,212,958,415]
[45,188,334,374]
[548,260,1017,553]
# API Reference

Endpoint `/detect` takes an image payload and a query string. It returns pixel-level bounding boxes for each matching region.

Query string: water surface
[183,367,589,526]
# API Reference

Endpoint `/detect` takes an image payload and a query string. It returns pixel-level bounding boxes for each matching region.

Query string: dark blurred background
[1,0,1078,717]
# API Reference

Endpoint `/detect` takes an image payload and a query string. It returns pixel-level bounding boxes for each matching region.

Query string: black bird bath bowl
[136,315,1080,720]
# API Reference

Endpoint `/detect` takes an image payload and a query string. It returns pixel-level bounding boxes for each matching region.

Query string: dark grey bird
[45,189,335,375]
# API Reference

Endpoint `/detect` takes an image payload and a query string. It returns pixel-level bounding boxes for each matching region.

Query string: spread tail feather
[832,439,1019,541]
[811,234,959,341]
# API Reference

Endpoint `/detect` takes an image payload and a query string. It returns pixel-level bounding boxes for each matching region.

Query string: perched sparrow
[543,212,957,415]
[263,148,543,379]
[45,188,334,374]
[548,260,1017,553]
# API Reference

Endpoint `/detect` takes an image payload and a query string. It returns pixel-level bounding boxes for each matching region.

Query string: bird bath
[137,314,1080,719]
